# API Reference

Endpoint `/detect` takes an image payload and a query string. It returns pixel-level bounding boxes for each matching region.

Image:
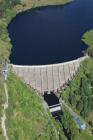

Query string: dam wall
[11,56,88,95]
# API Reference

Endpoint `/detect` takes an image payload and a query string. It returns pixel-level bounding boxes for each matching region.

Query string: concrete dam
[11,56,88,96]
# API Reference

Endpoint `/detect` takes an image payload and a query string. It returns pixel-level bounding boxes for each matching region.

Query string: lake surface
[8,0,93,65]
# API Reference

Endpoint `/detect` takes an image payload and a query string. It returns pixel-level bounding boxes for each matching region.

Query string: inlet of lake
[8,0,93,65]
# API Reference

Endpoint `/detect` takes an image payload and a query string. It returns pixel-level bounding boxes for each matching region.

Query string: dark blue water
[8,0,93,65]
[44,92,63,119]
[44,92,59,106]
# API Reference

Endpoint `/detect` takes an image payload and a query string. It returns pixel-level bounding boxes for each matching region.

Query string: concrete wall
[11,56,88,95]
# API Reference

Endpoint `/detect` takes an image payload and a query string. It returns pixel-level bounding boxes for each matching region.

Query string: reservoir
[8,0,93,65]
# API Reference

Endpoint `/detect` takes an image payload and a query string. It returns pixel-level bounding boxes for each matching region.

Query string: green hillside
[7,72,66,140]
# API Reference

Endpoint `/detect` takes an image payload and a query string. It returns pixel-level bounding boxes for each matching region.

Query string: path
[1,83,9,140]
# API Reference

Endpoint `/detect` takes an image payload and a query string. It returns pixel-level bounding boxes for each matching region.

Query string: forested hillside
[62,30,93,134]
[82,30,93,57]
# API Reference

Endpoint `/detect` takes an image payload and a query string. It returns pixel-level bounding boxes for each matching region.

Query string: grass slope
[82,30,93,49]
[21,0,72,10]
[7,72,66,140]
[75,131,93,140]
[82,30,93,57]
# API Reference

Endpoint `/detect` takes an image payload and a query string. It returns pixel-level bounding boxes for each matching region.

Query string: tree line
[62,58,93,131]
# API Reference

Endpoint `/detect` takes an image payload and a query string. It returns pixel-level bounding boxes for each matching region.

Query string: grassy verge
[21,0,72,10]
[82,30,93,57]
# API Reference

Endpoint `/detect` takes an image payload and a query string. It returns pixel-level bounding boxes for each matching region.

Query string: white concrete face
[28,67,36,89]
[41,67,48,92]
[53,65,60,91]
[50,106,61,112]
[68,63,75,77]
[11,56,88,95]
[47,66,54,91]
[35,67,42,92]
[59,65,65,87]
